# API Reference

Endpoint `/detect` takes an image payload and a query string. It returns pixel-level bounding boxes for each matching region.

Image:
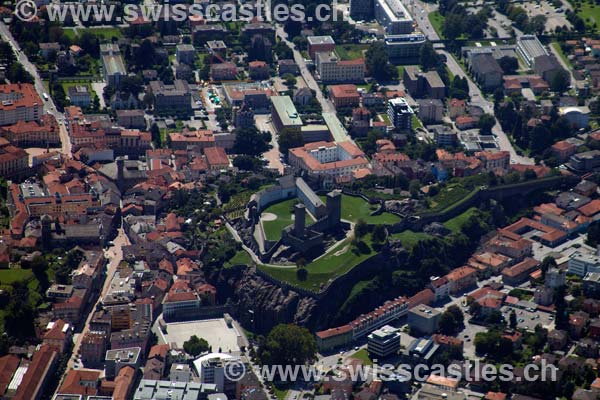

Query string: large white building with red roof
[288,141,371,185]
[0,83,43,126]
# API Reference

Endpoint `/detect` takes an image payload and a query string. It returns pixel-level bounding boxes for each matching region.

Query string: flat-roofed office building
[367,325,401,358]
[375,0,414,35]
[271,96,303,133]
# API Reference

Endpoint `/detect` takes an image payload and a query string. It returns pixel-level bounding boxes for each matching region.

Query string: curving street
[411,3,534,165]
[0,22,72,157]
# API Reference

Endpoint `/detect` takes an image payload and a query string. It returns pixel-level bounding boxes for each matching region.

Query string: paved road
[439,50,534,165]
[274,24,353,144]
[60,228,130,381]
[412,0,440,40]
[548,42,576,88]
[0,22,72,156]
[411,2,533,165]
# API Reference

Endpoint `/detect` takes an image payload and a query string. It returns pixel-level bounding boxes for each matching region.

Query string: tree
[588,221,600,247]
[523,169,537,181]
[478,114,496,135]
[283,74,297,88]
[132,39,156,69]
[469,301,482,317]
[442,13,465,40]
[354,219,369,239]
[446,305,464,327]
[527,15,547,35]
[258,324,316,367]
[233,127,271,156]
[278,128,304,155]
[419,42,439,71]
[509,310,517,329]
[372,225,387,243]
[183,335,209,356]
[296,268,308,281]
[439,305,464,335]
[365,42,397,81]
[493,87,505,104]
[4,281,35,340]
[150,123,161,147]
[233,155,261,171]
[550,70,570,93]
[474,330,513,360]
[409,180,421,198]
[143,92,154,109]
[498,57,518,74]
[554,286,568,329]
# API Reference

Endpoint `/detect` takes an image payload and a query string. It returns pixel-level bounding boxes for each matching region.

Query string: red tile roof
[113,365,135,400]
[329,84,360,99]
[579,199,600,217]
[446,266,477,282]
[316,324,352,339]
[0,355,19,395]
[59,370,100,396]
[14,345,58,400]
[43,319,69,342]
[204,146,229,167]
[0,83,42,110]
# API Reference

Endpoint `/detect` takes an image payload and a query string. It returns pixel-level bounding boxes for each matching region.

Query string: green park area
[428,11,445,38]
[427,183,474,213]
[390,230,431,248]
[224,249,253,268]
[551,42,571,68]
[63,27,123,40]
[320,194,401,225]
[443,207,479,232]
[0,268,33,285]
[261,199,315,241]
[335,44,369,60]
[349,348,373,365]
[390,206,480,249]
[60,80,99,100]
[259,234,377,291]
[573,2,600,30]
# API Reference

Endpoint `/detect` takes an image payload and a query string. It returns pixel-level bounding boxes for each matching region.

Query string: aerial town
[3,0,600,399]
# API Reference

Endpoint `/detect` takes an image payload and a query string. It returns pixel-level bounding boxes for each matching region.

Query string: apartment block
[316,52,365,84]
[0,83,43,126]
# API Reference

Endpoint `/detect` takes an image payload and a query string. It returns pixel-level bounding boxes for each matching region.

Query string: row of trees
[496,97,575,156]
[439,0,491,40]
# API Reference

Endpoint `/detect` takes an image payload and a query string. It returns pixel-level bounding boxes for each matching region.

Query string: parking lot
[521,1,572,33]
[500,306,555,331]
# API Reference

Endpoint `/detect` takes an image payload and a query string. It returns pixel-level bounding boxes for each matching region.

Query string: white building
[367,325,401,358]
[100,43,126,87]
[170,363,193,382]
[0,83,43,126]
[516,35,548,67]
[407,305,441,335]
[288,141,370,184]
[194,353,244,393]
[385,33,427,61]
[315,52,365,84]
[387,97,414,130]
[374,0,414,34]
[568,251,600,277]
